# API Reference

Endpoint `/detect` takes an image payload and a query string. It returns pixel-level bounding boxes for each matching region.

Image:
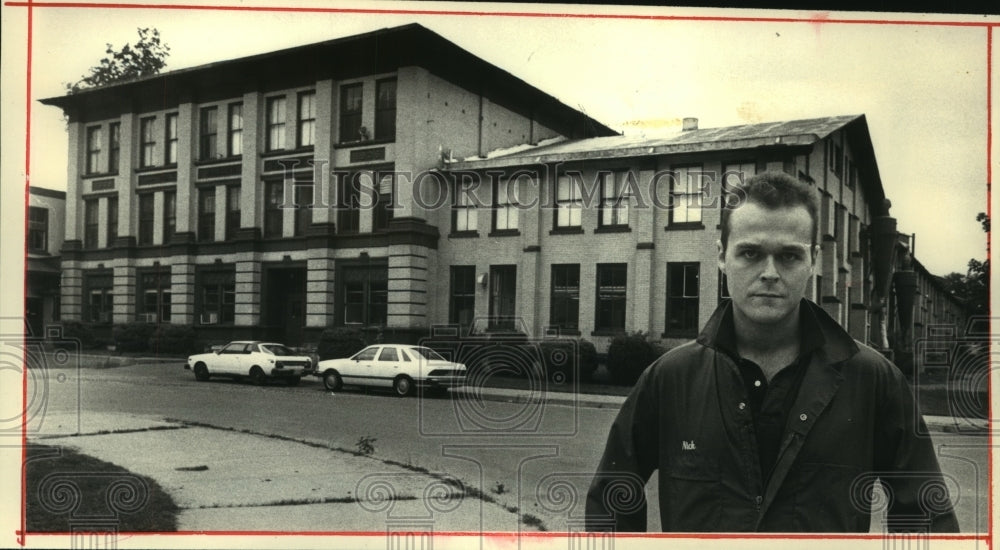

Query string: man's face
[718,201,817,327]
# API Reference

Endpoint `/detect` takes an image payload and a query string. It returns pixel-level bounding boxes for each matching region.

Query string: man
[585,171,959,532]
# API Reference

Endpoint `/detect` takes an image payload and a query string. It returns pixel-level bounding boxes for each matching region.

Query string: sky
[9,1,995,277]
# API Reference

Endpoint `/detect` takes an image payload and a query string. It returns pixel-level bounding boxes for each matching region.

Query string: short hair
[720,170,819,252]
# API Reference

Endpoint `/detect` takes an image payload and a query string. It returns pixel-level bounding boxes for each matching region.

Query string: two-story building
[26,186,66,338]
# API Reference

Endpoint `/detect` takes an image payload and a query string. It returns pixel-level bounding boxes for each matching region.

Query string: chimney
[682,117,699,131]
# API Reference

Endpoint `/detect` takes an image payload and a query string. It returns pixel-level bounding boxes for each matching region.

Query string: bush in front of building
[53,320,99,350]
[150,324,203,356]
[538,339,599,383]
[112,322,157,353]
[316,327,368,360]
[605,331,666,385]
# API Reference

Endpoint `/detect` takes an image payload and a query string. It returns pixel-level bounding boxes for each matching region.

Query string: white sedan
[185,341,313,386]
[315,344,466,397]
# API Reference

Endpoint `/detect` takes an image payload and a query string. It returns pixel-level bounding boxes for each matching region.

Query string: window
[163,190,176,242]
[84,199,99,248]
[666,263,700,336]
[165,113,179,164]
[107,196,118,245]
[337,173,360,233]
[27,207,48,252]
[489,265,516,330]
[599,171,631,227]
[596,263,627,332]
[108,123,121,173]
[342,264,388,326]
[555,175,582,228]
[139,270,171,323]
[377,347,399,362]
[375,78,397,140]
[138,194,154,245]
[354,348,378,361]
[225,186,241,239]
[198,188,216,242]
[373,173,394,232]
[339,83,363,142]
[846,158,856,189]
[722,162,755,212]
[139,117,156,168]
[297,91,315,148]
[550,264,580,331]
[294,181,313,236]
[449,266,476,327]
[84,272,113,323]
[266,96,286,151]
[199,107,218,160]
[228,103,243,156]
[86,126,102,174]
[493,179,519,231]
[452,180,478,232]
[669,165,704,225]
[264,181,284,238]
[198,268,235,324]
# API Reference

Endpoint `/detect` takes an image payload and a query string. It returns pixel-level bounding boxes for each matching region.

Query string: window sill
[261,146,314,158]
[591,329,626,337]
[661,330,697,339]
[549,226,584,235]
[334,138,395,149]
[82,171,118,179]
[594,225,631,234]
[194,156,242,166]
[545,328,581,336]
[664,223,706,231]
[449,230,480,239]
[134,165,175,174]
[488,229,521,237]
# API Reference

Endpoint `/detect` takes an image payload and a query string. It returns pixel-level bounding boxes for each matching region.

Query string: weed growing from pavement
[355,435,377,456]
[521,513,547,531]
[492,481,507,495]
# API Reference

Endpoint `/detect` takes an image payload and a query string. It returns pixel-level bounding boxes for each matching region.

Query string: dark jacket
[585,299,959,532]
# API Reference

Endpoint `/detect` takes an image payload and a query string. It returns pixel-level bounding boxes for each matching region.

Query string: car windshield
[261,344,295,356]
[409,347,446,361]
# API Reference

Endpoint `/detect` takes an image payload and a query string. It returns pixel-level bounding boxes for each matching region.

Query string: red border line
[24,531,991,539]
[987,23,994,547]
[19,0,33,544]
[2,1,999,27]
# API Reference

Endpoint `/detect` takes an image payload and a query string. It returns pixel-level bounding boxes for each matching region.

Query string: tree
[65,28,170,94]
[941,212,989,316]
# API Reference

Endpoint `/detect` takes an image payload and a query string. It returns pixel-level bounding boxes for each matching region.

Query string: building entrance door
[263,267,307,345]
[489,265,516,330]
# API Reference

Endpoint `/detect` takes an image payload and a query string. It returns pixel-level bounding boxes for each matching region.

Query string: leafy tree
[941,212,989,316]
[65,28,170,94]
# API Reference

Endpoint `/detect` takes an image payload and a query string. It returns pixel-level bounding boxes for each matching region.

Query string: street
[28,359,991,533]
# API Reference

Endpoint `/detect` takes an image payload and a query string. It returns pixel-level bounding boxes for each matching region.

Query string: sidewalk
[30,412,535,532]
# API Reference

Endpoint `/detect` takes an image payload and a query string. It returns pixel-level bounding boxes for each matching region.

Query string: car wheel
[323,370,343,391]
[287,376,301,387]
[249,366,267,386]
[193,362,210,382]
[393,375,413,397]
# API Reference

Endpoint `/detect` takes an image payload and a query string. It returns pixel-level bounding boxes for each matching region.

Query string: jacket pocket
[663,454,721,532]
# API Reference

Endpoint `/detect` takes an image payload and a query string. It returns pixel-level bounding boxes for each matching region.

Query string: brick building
[26,186,66,338]
[40,23,965,359]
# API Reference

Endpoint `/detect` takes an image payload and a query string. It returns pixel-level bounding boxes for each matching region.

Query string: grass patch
[25,444,179,532]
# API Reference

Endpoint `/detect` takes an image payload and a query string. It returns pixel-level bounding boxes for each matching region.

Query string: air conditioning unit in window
[200,312,219,325]
[138,313,158,323]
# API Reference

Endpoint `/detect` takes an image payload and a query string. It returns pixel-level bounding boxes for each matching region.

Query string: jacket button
[799,413,808,421]
[738,402,746,410]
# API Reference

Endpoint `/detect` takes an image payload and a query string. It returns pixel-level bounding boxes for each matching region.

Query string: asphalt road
[31,360,991,533]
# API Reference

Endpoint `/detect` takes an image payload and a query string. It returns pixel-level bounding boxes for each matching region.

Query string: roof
[39,23,616,140]
[445,114,887,216]
[29,186,66,200]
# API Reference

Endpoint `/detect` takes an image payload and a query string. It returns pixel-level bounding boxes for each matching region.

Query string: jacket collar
[696,298,859,365]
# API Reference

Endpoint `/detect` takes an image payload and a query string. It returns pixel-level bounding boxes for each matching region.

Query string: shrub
[112,322,156,353]
[53,320,96,350]
[605,331,666,385]
[539,339,599,383]
[316,326,367,360]
[150,324,203,356]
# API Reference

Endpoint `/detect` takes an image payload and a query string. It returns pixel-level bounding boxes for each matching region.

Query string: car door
[342,346,378,386]
[215,343,245,375]
[375,346,401,387]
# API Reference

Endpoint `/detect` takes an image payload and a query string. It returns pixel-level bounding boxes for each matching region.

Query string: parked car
[315,344,467,396]
[185,341,313,386]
